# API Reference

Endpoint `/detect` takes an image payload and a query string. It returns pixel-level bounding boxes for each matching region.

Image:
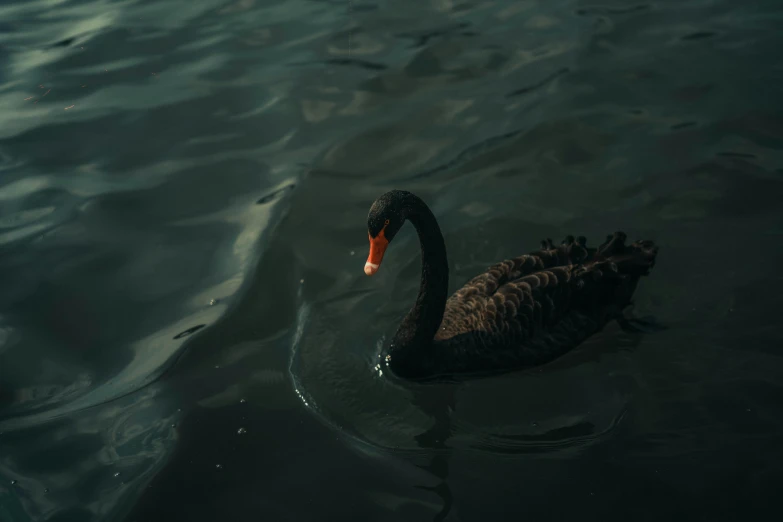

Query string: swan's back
[430,232,658,376]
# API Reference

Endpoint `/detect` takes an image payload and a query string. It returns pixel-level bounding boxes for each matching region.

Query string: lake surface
[1,0,782,520]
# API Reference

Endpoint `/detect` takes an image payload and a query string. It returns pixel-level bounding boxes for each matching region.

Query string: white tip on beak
[364,262,379,276]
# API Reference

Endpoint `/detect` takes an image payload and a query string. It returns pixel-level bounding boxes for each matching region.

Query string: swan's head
[365,190,409,276]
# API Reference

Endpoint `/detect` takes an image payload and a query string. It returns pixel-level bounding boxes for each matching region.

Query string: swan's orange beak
[365,229,389,276]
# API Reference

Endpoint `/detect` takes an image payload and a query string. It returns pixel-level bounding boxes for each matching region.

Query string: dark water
[1,0,782,520]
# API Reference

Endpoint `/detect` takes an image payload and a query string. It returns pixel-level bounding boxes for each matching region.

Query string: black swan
[364,190,658,380]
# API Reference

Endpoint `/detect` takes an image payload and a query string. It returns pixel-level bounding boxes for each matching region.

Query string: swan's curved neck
[392,196,449,357]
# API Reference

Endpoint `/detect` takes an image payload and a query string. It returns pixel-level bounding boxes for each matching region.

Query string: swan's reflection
[410,382,458,522]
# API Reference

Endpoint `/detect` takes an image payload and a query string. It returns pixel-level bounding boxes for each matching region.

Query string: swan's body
[365,190,658,381]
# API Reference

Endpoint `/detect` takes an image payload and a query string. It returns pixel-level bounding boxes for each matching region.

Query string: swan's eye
[384,219,390,226]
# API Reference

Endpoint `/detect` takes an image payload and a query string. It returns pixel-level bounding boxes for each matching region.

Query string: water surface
[1,0,782,521]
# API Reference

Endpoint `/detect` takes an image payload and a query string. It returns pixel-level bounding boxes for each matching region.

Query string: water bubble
[350,251,355,256]
[299,279,304,284]
[10,479,17,485]
[237,427,247,435]
[171,423,177,428]
[44,488,49,494]
[209,298,218,306]
[215,464,223,470]
[113,472,121,478]
[240,398,246,404]
[214,365,220,369]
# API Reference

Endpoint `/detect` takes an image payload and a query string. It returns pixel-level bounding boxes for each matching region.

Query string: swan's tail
[593,231,658,277]
[535,231,658,276]
[535,231,658,311]
[572,231,658,311]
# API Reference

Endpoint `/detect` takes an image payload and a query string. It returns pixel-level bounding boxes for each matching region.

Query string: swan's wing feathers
[532,236,592,266]
[491,266,574,340]
[483,233,659,357]
[459,233,595,298]
[460,255,543,297]
[439,234,593,338]
[435,233,658,370]
[436,266,580,370]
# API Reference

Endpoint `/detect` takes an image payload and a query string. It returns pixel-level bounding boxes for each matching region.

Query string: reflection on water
[1,0,783,521]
